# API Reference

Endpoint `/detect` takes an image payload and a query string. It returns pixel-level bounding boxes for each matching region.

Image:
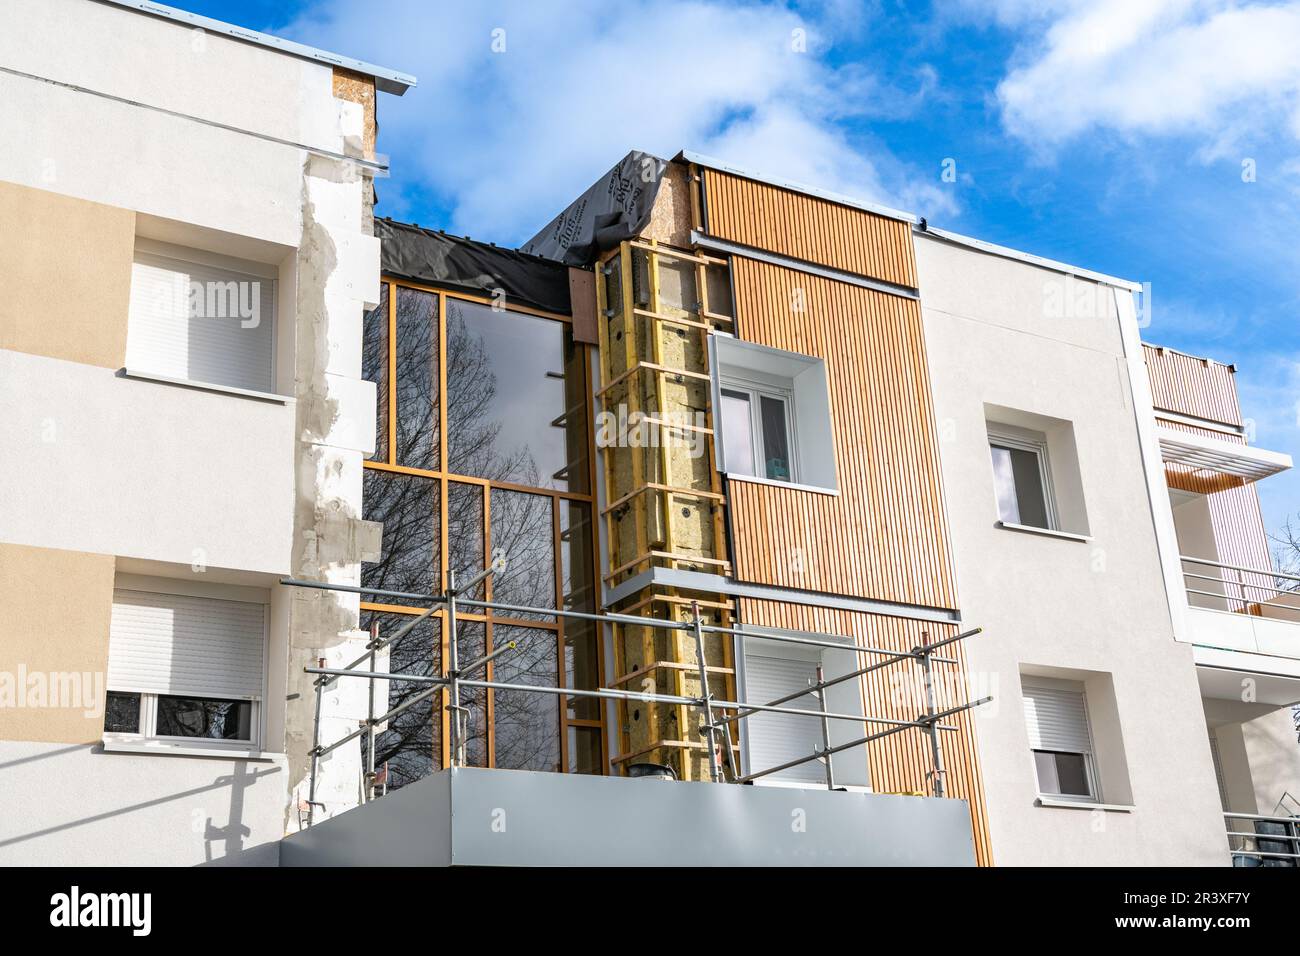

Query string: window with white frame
[712,335,837,491]
[103,582,267,751]
[126,239,277,394]
[988,426,1055,530]
[720,378,796,482]
[1022,679,1098,802]
[741,634,869,789]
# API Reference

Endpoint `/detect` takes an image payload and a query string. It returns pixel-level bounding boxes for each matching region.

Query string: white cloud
[978,0,1300,154]
[284,0,947,242]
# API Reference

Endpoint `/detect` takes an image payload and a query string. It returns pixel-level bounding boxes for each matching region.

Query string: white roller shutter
[744,654,824,784]
[1022,682,1092,754]
[108,589,266,701]
[126,250,275,393]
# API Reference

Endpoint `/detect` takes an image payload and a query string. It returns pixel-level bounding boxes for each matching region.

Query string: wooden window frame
[362,278,606,777]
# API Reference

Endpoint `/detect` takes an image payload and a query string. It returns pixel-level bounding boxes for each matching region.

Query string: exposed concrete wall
[0,543,114,743]
[0,741,285,866]
[282,136,383,823]
[0,182,135,368]
[917,234,1228,866]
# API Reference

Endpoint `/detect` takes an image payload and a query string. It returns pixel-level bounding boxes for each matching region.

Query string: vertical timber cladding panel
[727,258,958,610]
[1143,344,1243,426]
[739,598,993,866]
[702,170,917,288]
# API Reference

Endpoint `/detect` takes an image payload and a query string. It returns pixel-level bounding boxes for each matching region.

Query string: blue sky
[187,0,1300,542]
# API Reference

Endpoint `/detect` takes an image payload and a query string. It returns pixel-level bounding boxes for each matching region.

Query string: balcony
[1225,811,1300,867]
[1156,426,1291,485]
[1181,555,1300,721]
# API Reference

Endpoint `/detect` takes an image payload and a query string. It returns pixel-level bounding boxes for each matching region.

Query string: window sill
[102,739,275,761]
[726,473,839,496]
[1036,796,1134,812]
[996,521,1091,543]
[118,368,293,406]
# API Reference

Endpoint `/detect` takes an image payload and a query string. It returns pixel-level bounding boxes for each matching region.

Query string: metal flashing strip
[1153,408,1245,436]
[99,0,416,94]
[604,566,961,625]
[918,225,1143,292]
[1142,341,1237,372]
[678,150,919,224]
[1,63,390,175]
[691,231,920,301]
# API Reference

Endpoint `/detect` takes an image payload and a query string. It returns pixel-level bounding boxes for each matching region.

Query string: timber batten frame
[594,234,739,781]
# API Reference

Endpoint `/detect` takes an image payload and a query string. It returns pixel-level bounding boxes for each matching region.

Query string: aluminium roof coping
[99,0,416,94]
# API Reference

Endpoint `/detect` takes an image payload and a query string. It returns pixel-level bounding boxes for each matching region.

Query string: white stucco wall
[0,350,294,574]
[916,234,1228,866]
[0,741,286,866]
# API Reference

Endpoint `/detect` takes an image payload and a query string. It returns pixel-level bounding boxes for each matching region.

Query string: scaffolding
[284,563,991,826]
[594,235,741,780]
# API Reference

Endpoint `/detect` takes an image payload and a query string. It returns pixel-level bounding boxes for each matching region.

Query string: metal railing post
[307,656,325,826]
[446,569,463,768]
[815,663,835,791]
[691,602,721,784]
[365,619,379,802]
[918,633,947,799]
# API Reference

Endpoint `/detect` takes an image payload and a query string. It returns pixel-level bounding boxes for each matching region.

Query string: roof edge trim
[677,150,919,225]
[918,225,1143,292]
[98,0,417,95]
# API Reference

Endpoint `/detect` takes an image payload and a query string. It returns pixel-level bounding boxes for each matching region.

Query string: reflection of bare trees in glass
[446,301,537,486]
[488,489,562,771]
[362,286,388,463]
[361,612,437,790]
[492,625,561,772]
[448,481,484,600]
[395,288,438,470]
[361,471,438,606]
[359,290,600,785]
[490,489,554,616]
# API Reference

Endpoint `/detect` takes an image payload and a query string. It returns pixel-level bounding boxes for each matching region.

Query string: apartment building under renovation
[2,0,1298,867]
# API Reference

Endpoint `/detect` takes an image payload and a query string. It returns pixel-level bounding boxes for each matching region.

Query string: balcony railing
[1181,556,1300,624]
[1226,811,1300,866]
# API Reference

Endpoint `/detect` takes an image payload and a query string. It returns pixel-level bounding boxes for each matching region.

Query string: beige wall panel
[0,181,134,368]
[0,543,115,743]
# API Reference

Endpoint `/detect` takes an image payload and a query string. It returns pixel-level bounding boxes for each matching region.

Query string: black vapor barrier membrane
[376,218,574,316]
[520,150,667,266]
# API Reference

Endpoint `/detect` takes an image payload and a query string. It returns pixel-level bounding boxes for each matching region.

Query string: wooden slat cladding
[739,598,993,866]
[702,169,917,288]
[727,257,957,610]
[1143,344,1242,426]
